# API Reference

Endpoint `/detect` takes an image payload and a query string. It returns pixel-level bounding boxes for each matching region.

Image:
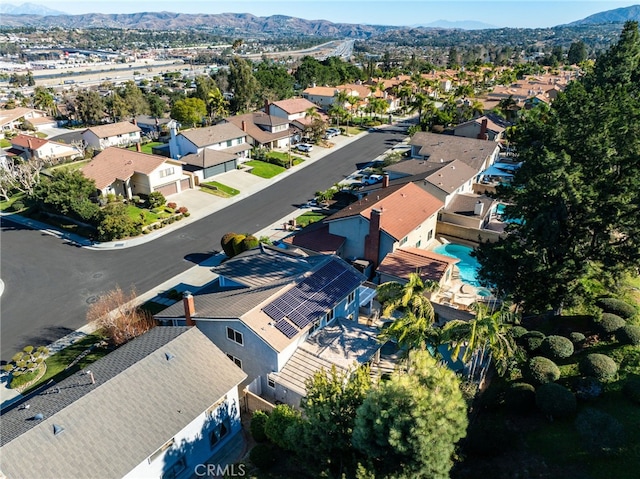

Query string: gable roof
[0,107,46,127]
[303,86,338,97]
[81,147,168,190]
[410,132,500,172]
[83,121,141,139]
[454,115,506,134]
[156,247,365,353]
[282,222,346,254]
[271,98,318,115]
[385,158,452,178]
[181,148,238,170]
[424,159,478,194]
[376,247,459,284]
[224,112,290,145]
[11,133,49,150]
[326,183,444,241]
[0,327,247,479]
[179,123,246,148]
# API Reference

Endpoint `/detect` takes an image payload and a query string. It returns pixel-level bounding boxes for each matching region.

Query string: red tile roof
[377,247,459,283]
[82,147,167,190]
[326,183,443,241]
[11,134,49,150]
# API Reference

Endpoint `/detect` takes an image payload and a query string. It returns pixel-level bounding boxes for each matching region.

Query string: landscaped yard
[124,204,170,224]
[244,160,286,179]
[49,158,91,172]
[0,138,11,148]
[200,180,240,197]
[265,151,305,167]
[128,141,164,154]
[296,210,329,227]
[0,192,25,212]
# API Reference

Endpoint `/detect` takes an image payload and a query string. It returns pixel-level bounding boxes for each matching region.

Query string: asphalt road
[0,128,407,361]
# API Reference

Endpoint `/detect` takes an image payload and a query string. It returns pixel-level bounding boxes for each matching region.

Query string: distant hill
[567,4,640,26]
[414,20,498,30]
[0,2,66,16]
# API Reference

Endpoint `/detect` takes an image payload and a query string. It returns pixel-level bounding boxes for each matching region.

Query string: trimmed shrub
[569,332,586,345]
[623,378,640,404]
[575,408,625,456]
[221,232,238,257]
[574,377,603,401]
[11,201,24,211]
[264,404,303,451]
[147,191,165,209]
[231,234,246,255]
[540,335,574,360]
[579,354,618,382]
[524,356,560,385]
[241,235,259,251]
[250,410,269,443]
[596,297,637,319]
[504,382,536,413]
[166,202,177,209]
[510,326,528,339]
[536,383,576,419]
[177,206,188,214]
[521,331,545,352]
[249,443,276,470]
[598,313,626,335]
[617,324,640,346]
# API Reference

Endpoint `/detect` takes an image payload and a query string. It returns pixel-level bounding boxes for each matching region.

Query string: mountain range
[0,3,638,35]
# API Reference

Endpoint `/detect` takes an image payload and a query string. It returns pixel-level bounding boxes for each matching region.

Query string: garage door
[154,182,178,197]
[180,178,191,191]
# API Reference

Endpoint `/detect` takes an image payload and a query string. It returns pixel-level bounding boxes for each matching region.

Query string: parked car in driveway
[324,128,340,139]
[362,174,384,185]
[296,143,313,152]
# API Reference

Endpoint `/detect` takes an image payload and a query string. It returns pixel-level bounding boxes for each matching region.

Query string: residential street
[0,128,407,361]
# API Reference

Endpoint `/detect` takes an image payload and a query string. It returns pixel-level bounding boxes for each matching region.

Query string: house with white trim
[81,121,142,150]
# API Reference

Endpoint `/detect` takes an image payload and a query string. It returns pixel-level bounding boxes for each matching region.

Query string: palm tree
[408,92,435,125]
[441,303,517,380]
[32,86,56,116]
[377,273,439,350]
[345,96,358,133]
[207,87,229,124]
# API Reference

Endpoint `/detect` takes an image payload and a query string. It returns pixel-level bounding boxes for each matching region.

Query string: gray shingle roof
[410,131,500,172]
[0,327,246,479]
[179,123,246,148]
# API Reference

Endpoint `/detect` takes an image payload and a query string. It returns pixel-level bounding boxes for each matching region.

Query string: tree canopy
[475,21,640,314]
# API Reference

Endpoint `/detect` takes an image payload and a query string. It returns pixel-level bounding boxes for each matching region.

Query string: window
[399,236,408,246]
[309,318,320,334]
[325,309,335,324]
[159,167,175,178]
[210,421,229,448]
[226,327,244,346]
[226,140,232,147]
[267,375,276,389]
[206,395,228,418]
[162,456,186,479]
[226,353,242,369]
[427,229,433,241]
[415,240,422,248]
[149,438,175,463]
[346,290,355,306]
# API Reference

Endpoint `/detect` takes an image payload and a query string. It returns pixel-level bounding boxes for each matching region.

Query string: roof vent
[53,424,65,436]
[34,413,44,420]
[165,352,175,361]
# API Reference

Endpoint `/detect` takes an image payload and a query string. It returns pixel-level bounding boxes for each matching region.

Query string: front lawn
[0,138,11,148]
[296,211,328,227]
[266,151,305,167]
[201,181,240,197]
[49,159,91,172]
[0,192,26,212]
[18,333,111,395]
[128,141,164,155]
[244,160,286,179]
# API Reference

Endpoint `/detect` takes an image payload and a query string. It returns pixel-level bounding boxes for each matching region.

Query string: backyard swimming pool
[433,243,482,286]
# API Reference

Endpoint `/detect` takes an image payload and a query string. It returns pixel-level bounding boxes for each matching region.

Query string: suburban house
[155,246,369,401]
[0,327,247,479]
[133,114,173,135]
[409,131,500,176]
[310,182,444,269]
[224,111,292,149]
[81,147,191,198]
[452,115,506,142]
[169,123,251,181]
[0,107,53,137]
[7,134,82,163]
[81,121,142,150]
[302,85,342,108]
[376,247,459,289]
[268,98,326,134]
[439,193,497,231]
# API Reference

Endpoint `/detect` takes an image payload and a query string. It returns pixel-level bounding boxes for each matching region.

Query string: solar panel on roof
[275,319,298,339]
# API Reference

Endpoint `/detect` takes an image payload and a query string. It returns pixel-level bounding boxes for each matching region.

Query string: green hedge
[616,324,640,346]
[521,331,545,352]
[504,382,536,413]
[536,383,576,419]
[579,353,618,382]
[524,356,560,385]
[596,297,637,319]
[598,313,626,335]
[250,410,269,443]
[569,332,586,345]
[540,335,574,360]
[510,326,528,339]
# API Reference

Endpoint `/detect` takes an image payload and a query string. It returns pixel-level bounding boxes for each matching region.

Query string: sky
[12,1,640,28]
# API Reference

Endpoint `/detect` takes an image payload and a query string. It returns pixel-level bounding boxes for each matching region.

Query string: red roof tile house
[0,107,52,137]
[82,147,190,198]
[224,111,292,149]
[81,121,142,151]
[320,183,444,268]
[377,247,459,288]
[8,134,82,163]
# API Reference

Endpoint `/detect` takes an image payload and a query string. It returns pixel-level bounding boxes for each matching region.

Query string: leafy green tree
[206,87,229,123]
[254,60,295,101]
[352,350,468,479]
[119,80,149,117]
[228,56,259,113]
[567,40,588,64]
[32,86,56,115]
[74,89,105,125]
[145,93,167,119]
[170,97,207,127]
[32,169,97,218]
[300,365,372,473]
[377,273,439,350]
[3,345,49,376]
[475,22,640,314]
[264,404,304,451]
[97,202,141,241]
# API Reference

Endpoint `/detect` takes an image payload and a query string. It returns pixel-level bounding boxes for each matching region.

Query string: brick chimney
[477,118,489,140]
[264,100,270,115]
[241,120,247,132]
[132,118,137,126]
[183,291,196,326]
[135,142,142,152]
[364,208,383,267]
[382,173,389,188]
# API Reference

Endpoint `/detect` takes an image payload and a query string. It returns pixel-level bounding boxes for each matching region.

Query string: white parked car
[296,143,313,152]
[362,174,384,185]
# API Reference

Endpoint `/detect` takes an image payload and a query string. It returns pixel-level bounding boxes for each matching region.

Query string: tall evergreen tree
[475,22,640,314]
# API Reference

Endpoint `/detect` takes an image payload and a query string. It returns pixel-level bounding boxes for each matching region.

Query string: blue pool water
[495,203,524,225]
[433,243,482,286]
